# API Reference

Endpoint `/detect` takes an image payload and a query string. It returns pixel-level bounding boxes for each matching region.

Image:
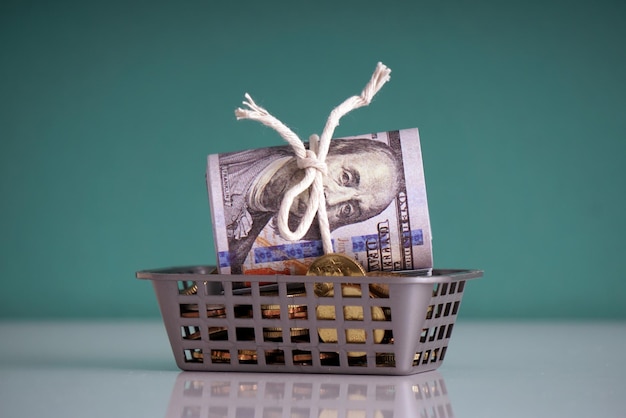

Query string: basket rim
[136,265,483,285]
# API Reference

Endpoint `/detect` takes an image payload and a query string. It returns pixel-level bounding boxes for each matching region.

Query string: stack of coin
[307,253,393,361]
[260,289,310,342]
[375,352,396,366]
[289,327,310,343]
[316,285,386,343]
[261,327,310,343]
[181,304,224,318]
[208,327,228,341]
[210,349,230,364]
[260,291,308,320]
[292,350,313,365]
[179,283,198,296]
[198,349,261,364]
[237,349,258,364]
[179,291,228,341]
[180,304,200,318]
[262,327,284,342]
[317,291,387,358]
[184,328,202,340]
[189,349,204,362]
[366,268,433,298]
[179,299,227,319]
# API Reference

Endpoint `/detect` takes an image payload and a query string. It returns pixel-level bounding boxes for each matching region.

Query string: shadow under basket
[136,266,482,375]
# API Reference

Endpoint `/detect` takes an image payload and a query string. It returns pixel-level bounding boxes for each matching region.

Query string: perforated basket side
[382,280,434,373]
[137,266,482,375]
[410,276,470,373]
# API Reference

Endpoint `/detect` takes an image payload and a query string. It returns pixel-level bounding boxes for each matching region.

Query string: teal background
[1,0,624,319]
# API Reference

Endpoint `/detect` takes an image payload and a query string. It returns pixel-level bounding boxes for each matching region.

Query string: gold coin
[208,326,228,340]
[318,285,359,302]
[237,349,258,362]
[261,301,308,319]
[316,282,364,298]
[306,253,366,277]
[316,286,386,344]
[346,329,367,343]
[187,330,201,340]
[290,307,308,319]
[314,282,333,296]
[208,349,260,363]
[292,352,313,363]
[261,305,281,319]
[317,327,338,343]
[347,351,367,359]
[365,271,399,297]
[368,283,390,298]
[180,283,198,295]
[263,327,283,340]
[210,350,231,363]
[207,305,227,318]
[376,353,396,365]
[289,327,310,337]
[307,254,365,297]
[319,352,339,360]
[182,305,227,318]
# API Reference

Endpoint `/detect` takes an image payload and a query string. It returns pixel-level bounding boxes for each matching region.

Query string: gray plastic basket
[136,266,482,375]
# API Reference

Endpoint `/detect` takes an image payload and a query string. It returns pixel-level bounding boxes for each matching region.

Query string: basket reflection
[166,370,454,418]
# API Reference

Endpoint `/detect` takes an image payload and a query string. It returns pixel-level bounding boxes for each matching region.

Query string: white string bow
[234,62,391,254]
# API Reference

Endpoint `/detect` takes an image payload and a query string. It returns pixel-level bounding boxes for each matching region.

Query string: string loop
[234,62,391,254]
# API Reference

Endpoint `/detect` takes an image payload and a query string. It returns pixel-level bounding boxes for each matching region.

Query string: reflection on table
[166,370,452,418]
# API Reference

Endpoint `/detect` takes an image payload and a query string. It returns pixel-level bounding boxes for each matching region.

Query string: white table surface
[1,320,624,418]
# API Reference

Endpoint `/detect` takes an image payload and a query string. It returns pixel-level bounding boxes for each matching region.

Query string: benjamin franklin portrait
[216,138,405,273]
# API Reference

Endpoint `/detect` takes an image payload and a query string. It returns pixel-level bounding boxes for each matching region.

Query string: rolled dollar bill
[207,128,433,275]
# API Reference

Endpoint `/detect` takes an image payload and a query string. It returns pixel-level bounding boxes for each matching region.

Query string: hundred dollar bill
[206,128,433,275]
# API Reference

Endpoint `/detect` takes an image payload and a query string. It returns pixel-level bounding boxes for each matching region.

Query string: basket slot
[209,326,228,341]
[183,348,203,363]
[180,325,201,340]
[445,324,454,339]
[177,280,197,295]
[233,304,253,318]
[319,352,341,367]
[419,325,455,344]
[375,353,396,367]
[235,327,255,341]
[440,283,448,296]
[451,301,460,315]
[265,349,285,365]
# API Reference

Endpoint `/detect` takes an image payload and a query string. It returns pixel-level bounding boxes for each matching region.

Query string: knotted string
[234,62,391,254]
